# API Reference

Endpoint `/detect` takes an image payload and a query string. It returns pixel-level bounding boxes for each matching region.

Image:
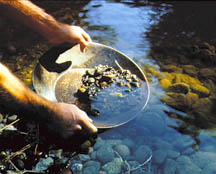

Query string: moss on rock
[160,92,190,112]
[167,82,190,94]
[159,78,172,90]
[190,84,210,98]
[160,65,183,73]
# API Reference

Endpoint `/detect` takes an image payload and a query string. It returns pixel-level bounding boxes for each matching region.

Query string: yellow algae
[163,72,176,82]
[177,73,201,86]
[111,92,124,97]
[147,67,163,79]
[183,65,198,76]
[190,84,210,98]
[159,78,172,90]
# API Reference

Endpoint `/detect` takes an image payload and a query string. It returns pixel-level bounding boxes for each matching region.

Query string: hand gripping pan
[32,43,150,129]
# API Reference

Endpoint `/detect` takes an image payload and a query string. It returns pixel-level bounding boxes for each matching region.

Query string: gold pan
[32,42,150,129]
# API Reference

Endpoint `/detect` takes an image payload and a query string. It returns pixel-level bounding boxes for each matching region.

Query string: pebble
[96,145,115,164]
[113,144,130,159]
[7,115,17,122]
[33,157,54,171]
[93,137,105,150]
[176,155,201,174]
[133,145,152,163]
[79,154,90,162]
[191,151,216,169]
[122,138,135,150]
[167,150,180,159]
[84,160,101,171]
[102,158,122,174]
[153,149,167,165]
[163,158,177,174]
[83,166,100,174]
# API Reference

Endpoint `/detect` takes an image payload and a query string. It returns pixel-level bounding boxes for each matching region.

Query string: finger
[80,118,97,133]
[75,124,82,131]
[79,37,88,52]
[80,110,93,123]
[82,32,92,42]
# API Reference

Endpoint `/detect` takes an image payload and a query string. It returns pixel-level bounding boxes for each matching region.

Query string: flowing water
[1,1,216,173]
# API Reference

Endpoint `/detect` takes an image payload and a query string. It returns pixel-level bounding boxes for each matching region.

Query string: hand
[47,102,97,139]
[48,24,92,52]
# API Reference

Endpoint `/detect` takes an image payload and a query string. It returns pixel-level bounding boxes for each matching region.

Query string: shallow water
[1,0,216,173]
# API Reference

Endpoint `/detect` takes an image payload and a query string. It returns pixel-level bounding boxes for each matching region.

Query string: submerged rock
[167,82,190,94]
[33,157,54,171]
[176,156,201,174]
[153,149,167,165]
[190,84,210,97]
[102,158,123,174]
[133,145,152,163]
[183,65,198,77]
[96,145,115,164]
[113,144,130,159]
[163,158,177,174]
[159,78,171,90]
[191,151,216,169]
[160,64,183,73]
[160,93,190,112]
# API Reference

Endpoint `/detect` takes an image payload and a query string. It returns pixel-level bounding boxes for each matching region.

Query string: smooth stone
[102,158,122,174]
[163,158,177,174]
[33,157,54,171]
[113,144,130,159]
[135,112,166,136]
[96,145,115,164]
[203,162,216,174]
[153,149,167,165]
[167,150,180,159]
[122,138,135,150]
[127,160,140,169]
[79,154,90,162]
[90,151,97,160]
[106,139,122,147]
[152,139,173,151]
[7,115,17,122]
[70,163,83,173]
[173,135,195,151]
[133,145,152,163]
[94,137,105,150]
[181,147,195,155]
[83,166,100,174]
[191,151,216,169]
[84,160,101,171]
[176,156,201,174]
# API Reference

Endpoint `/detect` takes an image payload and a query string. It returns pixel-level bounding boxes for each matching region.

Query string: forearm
[0,63,54,122]
[0,0,62,43]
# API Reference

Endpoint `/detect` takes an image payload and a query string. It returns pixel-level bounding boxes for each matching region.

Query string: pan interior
[32,43,150,128]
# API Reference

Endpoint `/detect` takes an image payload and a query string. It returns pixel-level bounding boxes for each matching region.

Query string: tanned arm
[0,63,97,138]
[0,0,91,51]
[0,0,97,137]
